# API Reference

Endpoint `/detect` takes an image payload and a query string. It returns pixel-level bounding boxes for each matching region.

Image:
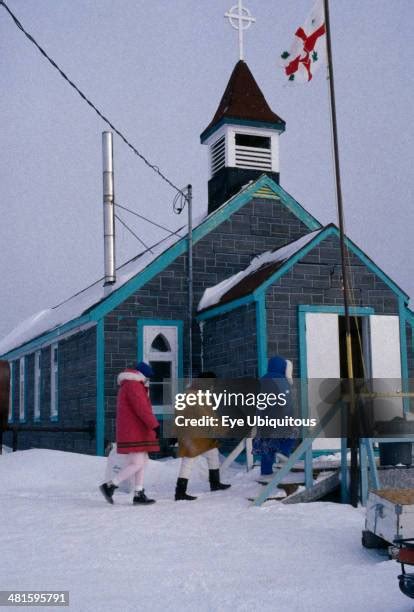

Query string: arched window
[151,333,171,353]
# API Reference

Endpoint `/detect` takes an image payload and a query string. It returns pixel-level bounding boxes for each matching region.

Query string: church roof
[200,60,285,142]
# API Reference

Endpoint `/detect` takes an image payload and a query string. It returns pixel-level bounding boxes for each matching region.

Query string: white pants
[113,452,148,489]
[178,447,220,480]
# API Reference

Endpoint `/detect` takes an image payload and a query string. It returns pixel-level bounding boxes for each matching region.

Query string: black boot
[209,469,231,492]
[133,489,156,505]
[175,477,197,501]
[99,482,118,504]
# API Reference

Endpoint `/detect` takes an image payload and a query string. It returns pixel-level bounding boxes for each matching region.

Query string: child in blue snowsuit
[253,356,296,476]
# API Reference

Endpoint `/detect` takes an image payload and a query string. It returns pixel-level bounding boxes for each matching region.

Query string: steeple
[201,60,285,213]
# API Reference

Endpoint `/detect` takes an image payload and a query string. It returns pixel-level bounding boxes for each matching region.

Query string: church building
[1,59,413,456]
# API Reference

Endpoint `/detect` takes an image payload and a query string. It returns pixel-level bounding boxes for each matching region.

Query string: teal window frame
[8,361,14,423]
[50,343,59,422]
[137,319,184,418]
[34,350,41,422]
[19,356,26,423]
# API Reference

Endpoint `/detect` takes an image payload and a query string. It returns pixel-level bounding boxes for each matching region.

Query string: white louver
[210,136,225,175]
[234,144,272,170]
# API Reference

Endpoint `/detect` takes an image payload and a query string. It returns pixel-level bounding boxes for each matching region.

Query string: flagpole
[323,0,359,507]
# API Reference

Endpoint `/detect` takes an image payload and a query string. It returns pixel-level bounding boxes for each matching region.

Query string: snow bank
[0,449,408,611]
[198,230,321,312]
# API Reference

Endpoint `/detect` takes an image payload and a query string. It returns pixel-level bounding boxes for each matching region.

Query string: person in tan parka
[175,372,231,501]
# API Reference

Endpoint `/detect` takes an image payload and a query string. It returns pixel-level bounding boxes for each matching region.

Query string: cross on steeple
[224,0,256,61]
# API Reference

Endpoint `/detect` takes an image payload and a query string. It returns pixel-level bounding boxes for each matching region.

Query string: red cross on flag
[281,0,326,83]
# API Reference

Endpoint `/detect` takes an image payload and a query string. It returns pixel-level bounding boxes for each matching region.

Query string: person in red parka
[99,362,159,505]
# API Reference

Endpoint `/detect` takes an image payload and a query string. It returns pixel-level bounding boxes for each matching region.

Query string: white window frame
[34,350,41,422]
[142,324,178,414]
[50,344,58,421]
[19,357,26,422]
[8,361,14,423]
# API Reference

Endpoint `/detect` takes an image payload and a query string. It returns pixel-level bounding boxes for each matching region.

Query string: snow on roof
[0,226,189,357]
[197,229,322,312]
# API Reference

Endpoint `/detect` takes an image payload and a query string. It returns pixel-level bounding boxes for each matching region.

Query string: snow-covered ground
[0,450,410,611]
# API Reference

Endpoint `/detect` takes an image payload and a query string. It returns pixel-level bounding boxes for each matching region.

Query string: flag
[281,0,326,83]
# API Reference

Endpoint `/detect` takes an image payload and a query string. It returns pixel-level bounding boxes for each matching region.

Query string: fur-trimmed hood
[117,369,147,386]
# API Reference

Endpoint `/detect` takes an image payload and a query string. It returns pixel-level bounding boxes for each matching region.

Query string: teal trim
[362,438,380,491]
[50,345,59,423]
[19,356,27,423]
[404,306,414,327]
[341,230,409,301]
[197,295,255,322]
[33,350,41,423]
[266,180,321,231]
[1,315,93,361]
[399,297,410,413]
[200,116,286,143]
[137,319,184,379]
[298,305,375,316]
[359,440,369,506]
[96,319,105,456]
[253,401,343,505]
[7,361,13,423]
[340,437,349,503]
[256,295,267,376]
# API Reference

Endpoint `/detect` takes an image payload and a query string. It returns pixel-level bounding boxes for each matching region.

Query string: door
[305,312,341,451]
[369,315,403,422]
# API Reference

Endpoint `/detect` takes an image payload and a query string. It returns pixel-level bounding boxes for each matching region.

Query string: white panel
[306,313,340,451]
[370,315,401,378]
[369,315,403,420]
[306,313,340,378]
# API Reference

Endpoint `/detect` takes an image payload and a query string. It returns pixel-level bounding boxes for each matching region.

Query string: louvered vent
[210,136,225,175]
[235,133,272,171]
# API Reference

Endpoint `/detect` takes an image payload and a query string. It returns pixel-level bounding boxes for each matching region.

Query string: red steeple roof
[201,60,285,141]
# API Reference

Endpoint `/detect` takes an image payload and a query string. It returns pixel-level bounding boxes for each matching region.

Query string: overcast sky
[0,0,413,340]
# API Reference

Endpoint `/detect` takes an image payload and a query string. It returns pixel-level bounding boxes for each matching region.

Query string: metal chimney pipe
[102,131,116,285]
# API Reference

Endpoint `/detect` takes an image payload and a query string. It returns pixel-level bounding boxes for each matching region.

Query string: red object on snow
[116,369,160,454]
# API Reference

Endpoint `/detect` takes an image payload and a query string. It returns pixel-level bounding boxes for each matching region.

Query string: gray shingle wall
[202,304,258,378]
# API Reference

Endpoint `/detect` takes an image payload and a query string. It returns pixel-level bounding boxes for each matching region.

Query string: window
[50,344,58,420]
[19,357,26,422]
[235,134,271,149]
[142,325,179,413]
[34,350,41,421]
[234,131,272,171]
[8,362,14,423]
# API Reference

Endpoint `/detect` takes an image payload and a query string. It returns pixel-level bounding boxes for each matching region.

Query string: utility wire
[114,201,184,238]
[0,0,184,196]
[115,213,153,253]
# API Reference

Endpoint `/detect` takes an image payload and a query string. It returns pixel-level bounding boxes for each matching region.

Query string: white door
[305,312,341,451]
[369,315,403,422]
